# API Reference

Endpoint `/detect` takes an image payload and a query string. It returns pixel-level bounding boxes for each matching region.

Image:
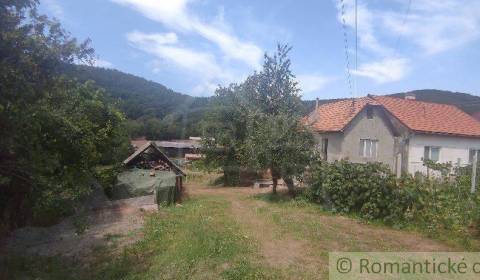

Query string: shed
[120,141,186,204]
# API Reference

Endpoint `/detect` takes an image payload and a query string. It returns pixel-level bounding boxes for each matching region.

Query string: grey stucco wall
[314,107,397,170]
[342,107,396,168]
[314,132,343,161]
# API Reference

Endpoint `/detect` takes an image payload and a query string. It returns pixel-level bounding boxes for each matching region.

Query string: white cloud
[127,32,179,45]
[93,59,114,68]
[335,0,480,84]
[126,31,226,81]
[353,58,409,83]
[337,0,391,56]
[112,0,262,68]
[338,0,480,57]
[383,0,480,55]
[297,74,332,94]
[127,31,240,95]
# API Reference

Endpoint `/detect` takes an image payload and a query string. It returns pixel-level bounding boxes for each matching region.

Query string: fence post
[472,150,478,194]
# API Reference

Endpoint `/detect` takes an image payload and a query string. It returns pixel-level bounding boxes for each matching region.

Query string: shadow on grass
[252,188,314,205]
[253,192,292,203]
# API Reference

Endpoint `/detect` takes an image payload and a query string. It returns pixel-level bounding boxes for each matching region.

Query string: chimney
[405,93,416,100]
[315,98,319,110]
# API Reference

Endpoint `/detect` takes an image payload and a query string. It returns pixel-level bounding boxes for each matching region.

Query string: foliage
[0,0,129,230]
[309,159,480,245]
[202,45,314,192]
[94,165,121,198]
[63,64,210,140]
[422,158,452,178]
[244,113,315,194]
[309,160,411,221]
[202,83,250,185]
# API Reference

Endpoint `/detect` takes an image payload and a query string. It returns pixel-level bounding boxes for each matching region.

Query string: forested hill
[389,90,480,114]
[64,65,480,139]
[63,64,210,119]
[63,65,211,139]
[303,90,480,115]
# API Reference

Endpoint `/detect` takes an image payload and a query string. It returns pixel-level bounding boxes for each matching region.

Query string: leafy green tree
[0,0,129,230]
[202,84,250,185]
[243,44,303,116]
[244,113,314,194]
[203,44,314,193]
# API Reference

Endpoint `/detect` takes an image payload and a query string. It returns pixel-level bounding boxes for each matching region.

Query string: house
[305,94,480,176]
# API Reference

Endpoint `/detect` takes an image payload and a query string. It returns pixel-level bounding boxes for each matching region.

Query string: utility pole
[472,150,478,193]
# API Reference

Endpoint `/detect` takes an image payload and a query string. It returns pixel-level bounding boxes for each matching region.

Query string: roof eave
[413,130,480,139]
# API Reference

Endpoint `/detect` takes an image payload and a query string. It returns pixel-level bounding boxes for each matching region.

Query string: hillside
[63,64,210,119]
[63,65,211,139]
[390,89,480,114]
[64,66,480,139]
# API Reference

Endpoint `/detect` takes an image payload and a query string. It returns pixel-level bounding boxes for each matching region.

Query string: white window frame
[424,146,440,162]
[360,139,378,158]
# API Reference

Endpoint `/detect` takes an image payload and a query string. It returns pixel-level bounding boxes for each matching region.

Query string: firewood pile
[135,159,171,172]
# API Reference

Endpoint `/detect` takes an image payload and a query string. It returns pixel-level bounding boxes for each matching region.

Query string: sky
[39,0,480,100]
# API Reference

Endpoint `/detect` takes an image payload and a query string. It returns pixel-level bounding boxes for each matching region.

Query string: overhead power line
[392,0,412,57]
[339,0,354,98]
[354,0,358,97]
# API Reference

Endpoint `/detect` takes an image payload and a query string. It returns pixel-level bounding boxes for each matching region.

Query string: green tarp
[113,168,178,205]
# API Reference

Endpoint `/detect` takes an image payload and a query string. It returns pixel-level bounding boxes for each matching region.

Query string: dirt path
[188,183,456,277]
[1,195,158,259]
[190,187,311,258]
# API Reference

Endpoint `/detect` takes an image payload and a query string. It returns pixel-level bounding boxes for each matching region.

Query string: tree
[203,44,315,193]
[202,84,250,185]
[242,45,313,194]
[244,113,314,194]
[0,0,129,230]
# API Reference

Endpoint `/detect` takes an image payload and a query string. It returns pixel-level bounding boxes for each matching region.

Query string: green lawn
[1,182,463,280]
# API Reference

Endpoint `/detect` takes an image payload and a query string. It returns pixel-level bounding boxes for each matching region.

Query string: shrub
[94,165,121,198]
[309,160,407,221]
[308,159,480,243]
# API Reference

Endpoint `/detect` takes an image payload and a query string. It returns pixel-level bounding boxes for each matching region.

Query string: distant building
[155,139,201,158]
[131,137,149,150]
[305,95,480,176]
[130,137,202,159]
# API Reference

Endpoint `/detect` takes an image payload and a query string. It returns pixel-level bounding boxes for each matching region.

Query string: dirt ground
[1,195,157,259]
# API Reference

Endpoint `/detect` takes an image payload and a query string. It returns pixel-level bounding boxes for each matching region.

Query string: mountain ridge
[65,65,480,138]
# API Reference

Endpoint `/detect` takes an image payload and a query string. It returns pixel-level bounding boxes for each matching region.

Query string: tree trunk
[272,177,278,195]
[284,177,295,196]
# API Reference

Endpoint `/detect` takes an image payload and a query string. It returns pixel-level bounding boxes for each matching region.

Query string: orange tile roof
[306,95,480,137]
[374,96,480,137]
[305,97,377,132]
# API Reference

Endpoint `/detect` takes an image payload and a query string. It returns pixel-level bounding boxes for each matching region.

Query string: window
[366,107,373,119]
[360,139,378,158]
[424,146,440,162]
[470,149,480,164]
[321,138,328,160]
